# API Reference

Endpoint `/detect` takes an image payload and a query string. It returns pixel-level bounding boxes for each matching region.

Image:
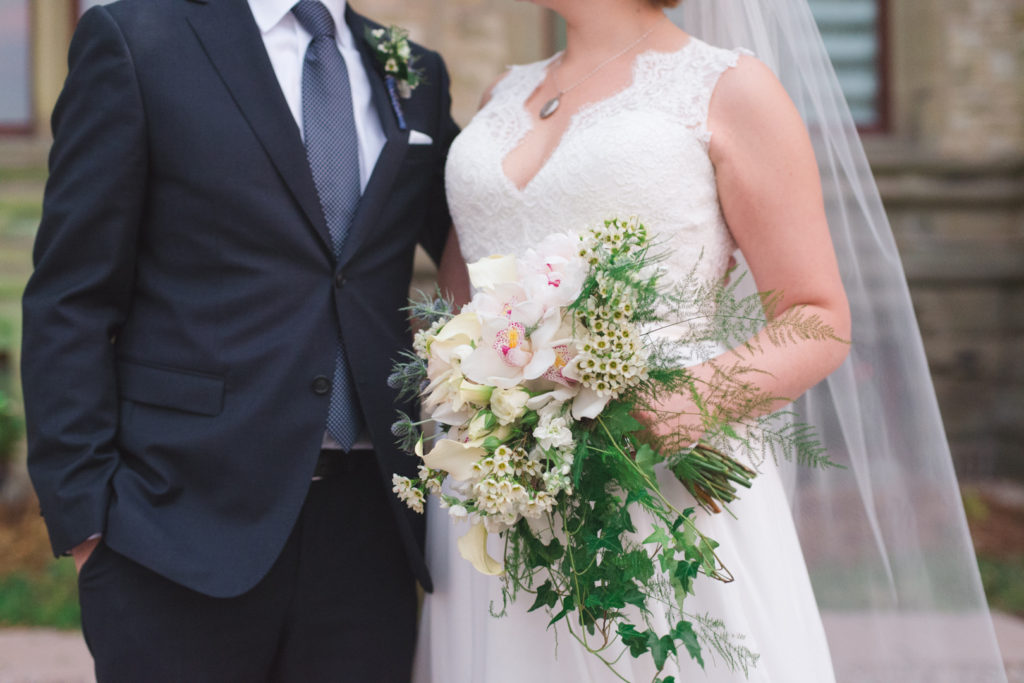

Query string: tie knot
[292,1,336,40]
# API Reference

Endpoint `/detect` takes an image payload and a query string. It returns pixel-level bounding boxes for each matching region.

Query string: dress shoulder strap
[657,38,753,144]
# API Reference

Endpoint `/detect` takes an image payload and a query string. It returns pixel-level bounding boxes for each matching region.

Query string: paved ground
[1,612,1022,682]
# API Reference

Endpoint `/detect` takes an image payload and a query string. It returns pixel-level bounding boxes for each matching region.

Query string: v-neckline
[500,39,696,195]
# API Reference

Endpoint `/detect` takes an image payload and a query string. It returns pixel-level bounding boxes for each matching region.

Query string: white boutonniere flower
[365,25,423,99]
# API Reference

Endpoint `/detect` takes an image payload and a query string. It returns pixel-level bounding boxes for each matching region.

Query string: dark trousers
[77,451,417,682]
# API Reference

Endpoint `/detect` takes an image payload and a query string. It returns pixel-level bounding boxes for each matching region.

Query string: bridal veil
[667,1,1007,680]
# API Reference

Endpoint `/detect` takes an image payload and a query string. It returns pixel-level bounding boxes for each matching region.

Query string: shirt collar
[249,0,354,49]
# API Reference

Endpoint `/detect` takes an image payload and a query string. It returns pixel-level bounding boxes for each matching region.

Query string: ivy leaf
[643,525,673,548]
[634,443,658,481]
[625,487,654,507]
[599,400,642,436]
[547,604,570,627]
[617,549,656,584]
[517,520,564,566]
[583,526,624,555]
[672,620,704,669]
[617,623,650,658]
[529,580,559,613]
[584,586,624,612]
[649,633,677,671]
[621,583,646,610]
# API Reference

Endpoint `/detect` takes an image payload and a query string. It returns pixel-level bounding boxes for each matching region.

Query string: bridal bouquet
[389,218,838,681]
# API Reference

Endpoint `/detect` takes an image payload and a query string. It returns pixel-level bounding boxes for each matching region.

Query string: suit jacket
[21,0,458,597]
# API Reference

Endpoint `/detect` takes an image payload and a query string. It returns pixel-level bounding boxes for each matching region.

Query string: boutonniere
[366,25,424,130]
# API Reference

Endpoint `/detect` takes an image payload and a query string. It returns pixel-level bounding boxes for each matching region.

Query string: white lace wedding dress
[414,38,836,683]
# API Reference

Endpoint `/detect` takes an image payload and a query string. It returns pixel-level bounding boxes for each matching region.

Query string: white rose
[489,387,530,425]
[458,379,494,407]
[466,411,497,440]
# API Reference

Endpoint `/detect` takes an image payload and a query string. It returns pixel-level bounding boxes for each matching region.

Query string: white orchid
[519,232,588,309]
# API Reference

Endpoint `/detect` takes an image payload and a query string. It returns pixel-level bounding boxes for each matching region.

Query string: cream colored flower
[489,387,530,425]
[421,439,487,482]
[458,379,494,408]
[467,254,518,290]
[457,523,504,575]
[466,411,497,441]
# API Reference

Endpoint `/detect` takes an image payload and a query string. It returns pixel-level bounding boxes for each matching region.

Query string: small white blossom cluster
[571,219,651,398]
[392,474,425,513]
[413,319,444,359]
[576,216,648,264]
[459,443,567,533]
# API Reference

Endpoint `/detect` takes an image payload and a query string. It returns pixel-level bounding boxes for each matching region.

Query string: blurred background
[0,0,1021,680]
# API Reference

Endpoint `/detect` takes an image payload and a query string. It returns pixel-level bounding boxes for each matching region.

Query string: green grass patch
[978,554,1024,617]
[0,561,80,629]
[0,167,48,183]
[0,199,42,238]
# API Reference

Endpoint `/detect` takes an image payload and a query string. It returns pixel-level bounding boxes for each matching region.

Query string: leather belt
[313,448,375,480]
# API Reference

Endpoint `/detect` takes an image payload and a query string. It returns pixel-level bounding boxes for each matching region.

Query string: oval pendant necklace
[539,16,667,120]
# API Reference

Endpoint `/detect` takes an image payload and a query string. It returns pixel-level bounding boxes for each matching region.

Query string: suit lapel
[337,6,411,269]
[185,0,334,255]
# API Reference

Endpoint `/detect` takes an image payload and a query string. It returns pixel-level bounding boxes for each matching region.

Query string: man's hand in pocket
[72,537,101,573]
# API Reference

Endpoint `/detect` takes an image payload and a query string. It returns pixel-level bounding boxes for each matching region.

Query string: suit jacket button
[334,272,346,288]
[312,376,331,395]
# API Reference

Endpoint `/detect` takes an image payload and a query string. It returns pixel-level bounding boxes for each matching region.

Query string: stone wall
[891,0,1024,159]
[883,0,1024,478]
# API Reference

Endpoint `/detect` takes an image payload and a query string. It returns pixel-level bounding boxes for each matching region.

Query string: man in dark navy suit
[21,0,463,680]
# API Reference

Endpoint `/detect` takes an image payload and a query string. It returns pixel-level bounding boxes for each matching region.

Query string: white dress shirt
[249,0,381,452]
[247,0,386,192]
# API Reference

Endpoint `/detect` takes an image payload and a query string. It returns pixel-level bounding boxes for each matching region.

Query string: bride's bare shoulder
[707,52,809,162]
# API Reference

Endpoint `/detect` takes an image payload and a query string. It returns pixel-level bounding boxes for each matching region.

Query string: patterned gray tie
[293,0,363,449]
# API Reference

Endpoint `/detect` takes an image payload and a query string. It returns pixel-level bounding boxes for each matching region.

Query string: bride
[417,0,1007,680]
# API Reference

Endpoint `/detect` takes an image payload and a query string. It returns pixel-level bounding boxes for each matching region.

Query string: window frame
[0,0,36,136]
[858,0,890,134]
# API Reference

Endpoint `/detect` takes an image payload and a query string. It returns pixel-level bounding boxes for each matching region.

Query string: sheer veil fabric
[668,1,1007,679]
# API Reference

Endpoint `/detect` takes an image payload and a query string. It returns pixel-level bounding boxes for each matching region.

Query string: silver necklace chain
[540,16,667,119]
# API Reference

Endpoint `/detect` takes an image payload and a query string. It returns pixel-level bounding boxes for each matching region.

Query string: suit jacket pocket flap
[117,361,225,416]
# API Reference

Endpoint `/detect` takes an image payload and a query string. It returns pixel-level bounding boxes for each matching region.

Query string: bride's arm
[653,56,851,438]
[437,226,471,307]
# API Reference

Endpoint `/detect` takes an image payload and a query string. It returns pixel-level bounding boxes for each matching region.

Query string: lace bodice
[446,38,748,285]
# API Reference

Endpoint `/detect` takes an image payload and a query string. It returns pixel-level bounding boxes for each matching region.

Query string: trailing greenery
[390,218,845,680]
